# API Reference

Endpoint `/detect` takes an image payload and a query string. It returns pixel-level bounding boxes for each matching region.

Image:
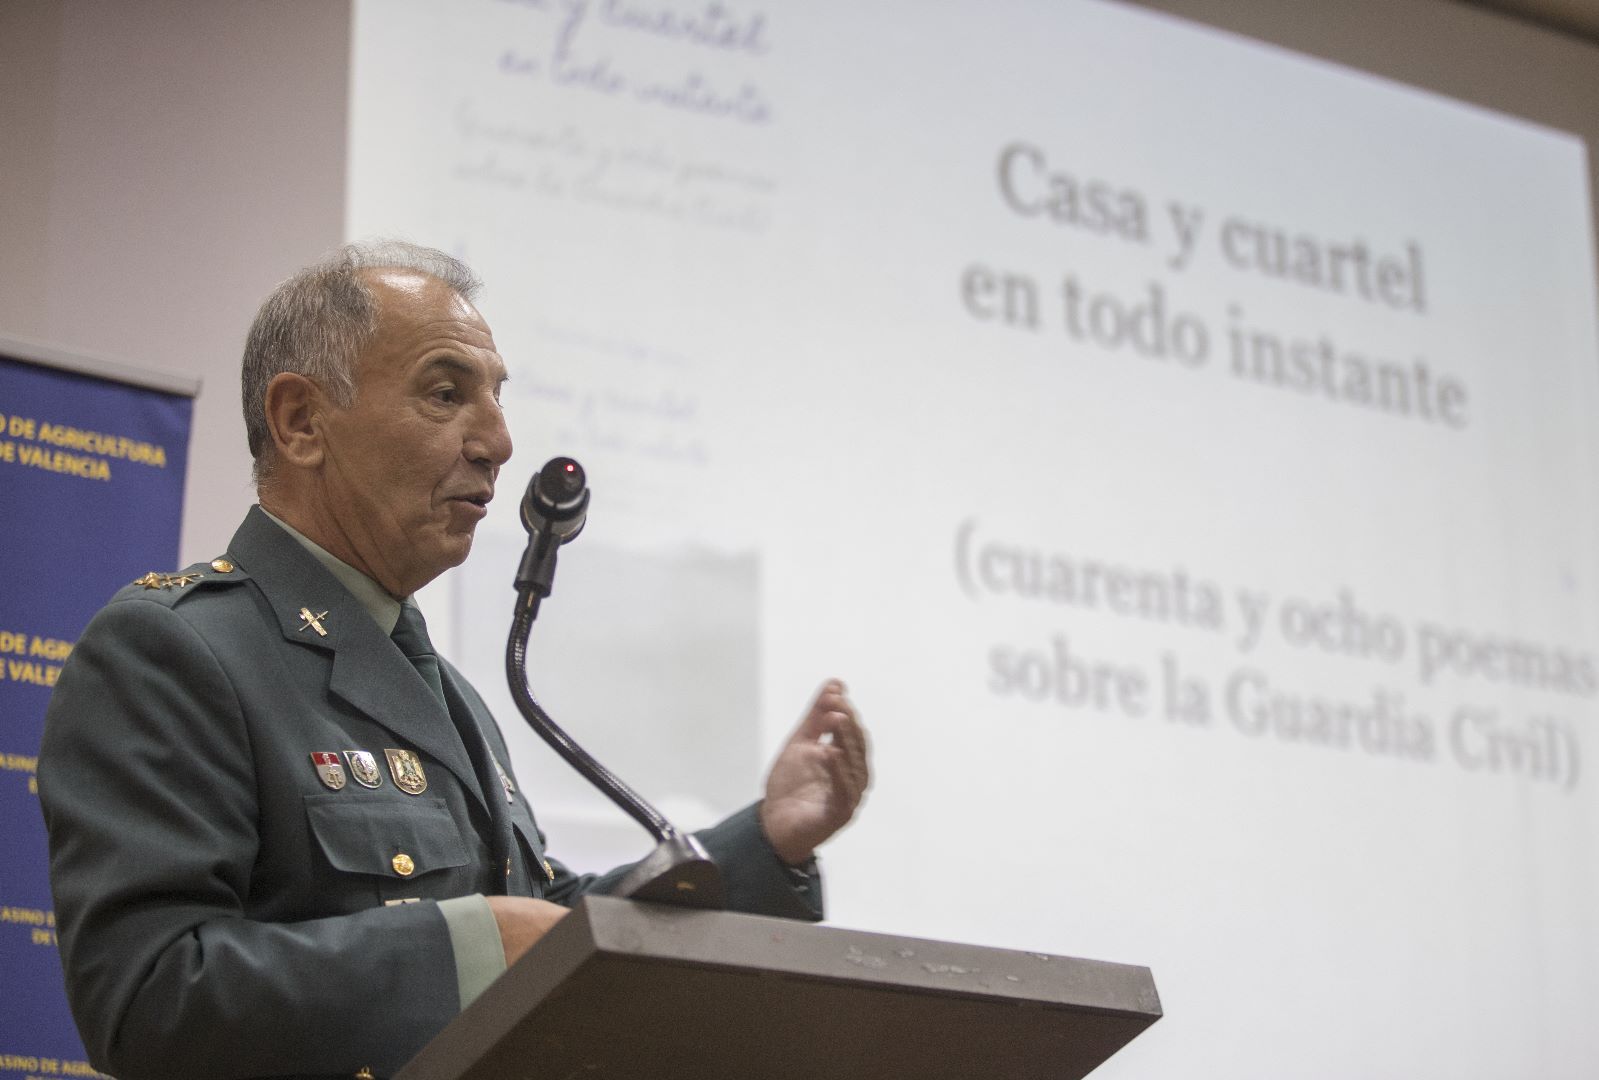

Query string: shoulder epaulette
[121,556,251,605]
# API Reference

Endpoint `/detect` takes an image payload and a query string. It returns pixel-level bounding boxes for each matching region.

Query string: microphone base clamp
[609,834,726,909]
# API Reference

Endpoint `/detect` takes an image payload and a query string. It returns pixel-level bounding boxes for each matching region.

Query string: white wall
[0,0,350,564]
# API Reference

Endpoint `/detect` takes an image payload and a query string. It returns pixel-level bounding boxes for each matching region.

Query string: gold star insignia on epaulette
[133,571,203,590]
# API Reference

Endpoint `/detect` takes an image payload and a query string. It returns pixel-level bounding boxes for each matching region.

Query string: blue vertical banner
[0,349,194,1078]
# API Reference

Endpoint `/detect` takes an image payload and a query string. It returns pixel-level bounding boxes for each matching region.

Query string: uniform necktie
[391,604,447,707]
[391,604,517,894]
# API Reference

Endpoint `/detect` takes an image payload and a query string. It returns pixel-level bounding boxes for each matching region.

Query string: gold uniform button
[392,853,415,877]
[210,558,235,573]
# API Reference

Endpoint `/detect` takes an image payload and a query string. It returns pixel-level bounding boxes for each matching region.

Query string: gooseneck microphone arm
[504,456,724,906]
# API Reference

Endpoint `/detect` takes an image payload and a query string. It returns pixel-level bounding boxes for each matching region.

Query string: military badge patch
[384,748,428,795]
[310,751,346,790]
[344,750,383,789]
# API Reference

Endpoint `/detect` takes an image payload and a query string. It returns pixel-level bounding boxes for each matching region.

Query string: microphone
[515,456,590,595]
[504,454,725,906]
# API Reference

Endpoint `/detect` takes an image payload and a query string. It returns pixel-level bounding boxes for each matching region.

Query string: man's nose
[467,400,514,469]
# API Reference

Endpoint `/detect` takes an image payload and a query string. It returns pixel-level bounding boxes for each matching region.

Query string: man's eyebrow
[418,355,477,378]
[418,355,510,393]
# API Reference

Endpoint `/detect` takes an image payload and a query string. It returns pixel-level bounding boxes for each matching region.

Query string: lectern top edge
[580,896,1164,1019]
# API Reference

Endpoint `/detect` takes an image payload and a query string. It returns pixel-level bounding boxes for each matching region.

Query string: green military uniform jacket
[39,507,820,1080]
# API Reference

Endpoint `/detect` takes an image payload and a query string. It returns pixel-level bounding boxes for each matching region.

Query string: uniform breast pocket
[305,795,476,903]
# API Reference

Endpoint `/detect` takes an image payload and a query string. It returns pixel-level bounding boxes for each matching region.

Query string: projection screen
[347,2,1599,1075]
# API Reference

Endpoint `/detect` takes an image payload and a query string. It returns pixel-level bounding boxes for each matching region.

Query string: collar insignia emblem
[296,607,329,636]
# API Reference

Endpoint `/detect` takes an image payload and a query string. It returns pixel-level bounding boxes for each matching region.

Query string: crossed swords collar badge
[297,607,330,637]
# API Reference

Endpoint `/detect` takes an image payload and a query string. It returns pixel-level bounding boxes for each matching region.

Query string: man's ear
[263,372,329,470]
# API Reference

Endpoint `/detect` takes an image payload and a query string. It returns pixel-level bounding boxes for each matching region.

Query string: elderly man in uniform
[38,242,870,1080]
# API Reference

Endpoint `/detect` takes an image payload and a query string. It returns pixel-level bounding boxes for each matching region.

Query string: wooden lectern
[398,896,1161,1080]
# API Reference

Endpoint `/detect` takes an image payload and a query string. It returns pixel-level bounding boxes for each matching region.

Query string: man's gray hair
[241,240,483,482]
